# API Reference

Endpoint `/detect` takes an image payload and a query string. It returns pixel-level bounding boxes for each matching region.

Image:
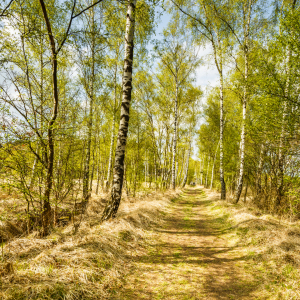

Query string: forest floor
[1,187,299,299]
[119,187,300,300]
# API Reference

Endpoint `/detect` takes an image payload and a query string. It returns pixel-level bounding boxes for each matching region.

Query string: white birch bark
[171,82,178,189]
[106,60,118,189]
[210,139,220,190]
[211,32,226,198]
[277,48,291,207]
[205,157,210,188]
[219,71,226,199]
[83,9,95,202]
[182,139,192,188]
[200,158,203,185]
[178,149,186,184]
[235,0,252,204]
[102,0,137,220]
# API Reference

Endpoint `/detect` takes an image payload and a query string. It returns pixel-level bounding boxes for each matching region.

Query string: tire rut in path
[120,187,260,300]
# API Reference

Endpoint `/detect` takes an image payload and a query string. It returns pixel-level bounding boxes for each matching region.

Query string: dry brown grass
[203,187,300,299]
[0,189,181,300]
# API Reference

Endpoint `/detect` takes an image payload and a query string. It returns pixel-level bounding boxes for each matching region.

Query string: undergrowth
[0,189,180,300]
[205,188,300,300]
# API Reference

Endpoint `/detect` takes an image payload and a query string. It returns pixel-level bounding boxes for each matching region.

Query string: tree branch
[72,0,105,19]
[0,0,14,17]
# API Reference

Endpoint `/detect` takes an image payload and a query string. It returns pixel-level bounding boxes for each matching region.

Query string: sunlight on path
[119,188,260,300]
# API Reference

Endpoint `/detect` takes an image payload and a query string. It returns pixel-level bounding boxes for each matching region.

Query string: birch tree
[213,0,264,203]
[37,0,105,235]
[155,16,200,189]
[101,0,137,221]
[171,0,231,199]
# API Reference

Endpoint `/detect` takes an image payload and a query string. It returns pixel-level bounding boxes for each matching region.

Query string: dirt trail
[120,187,261,300]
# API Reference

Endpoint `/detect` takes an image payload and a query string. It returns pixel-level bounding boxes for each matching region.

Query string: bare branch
[72,0,105,19]
[0,0,14,17]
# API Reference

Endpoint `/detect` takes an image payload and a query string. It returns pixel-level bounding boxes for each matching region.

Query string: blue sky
[152,8,219,160]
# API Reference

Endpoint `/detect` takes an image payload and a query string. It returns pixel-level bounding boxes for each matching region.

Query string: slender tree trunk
[182,140,192,188]
[219,72,226,199]
[144,156,147,188]
[171,82,178,189]
[90,148,96,193]
[29,145,39,189]
[210,139,220,190]
[235,1,251,204]
[101,0,137,220]
[205,157,210,188]
[96,138,101,195]
[133,119,140,196]
[106,115,115,188]
[154,153,157,190]
[133,160,137,197]
[83,11,95,202]
[244,177,248,203]
[106,61,118,189]
[179,149,185,184]
[124,163,129,196]
[211,35,226,199]
[277,48,291,207]
[200,157,203,185]
[82,101,93,201]
[256,144,264,195]
[96,161,100,195]
[39,0,60,236]
[234,96,246,204]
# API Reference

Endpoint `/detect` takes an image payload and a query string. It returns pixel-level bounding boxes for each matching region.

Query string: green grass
[173,251,181,258]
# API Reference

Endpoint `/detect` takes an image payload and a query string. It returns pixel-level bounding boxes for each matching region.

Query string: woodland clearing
[0,0,299,298]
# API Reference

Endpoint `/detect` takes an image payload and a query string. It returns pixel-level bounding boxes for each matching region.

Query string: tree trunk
[90,148,96,193]
[244,177,248,203]
[182,140,192,188]
[133,160,137,197]
[106,61,118,189]
[96,161,100,195]
[256,144,264,196]
[133,119,140,197]
[210,140,220,190]
[205,157,210,188]
[234,0,252,204]
[83,11,95,202]
[39,0,60,236]
[82,101,93,201]
[219,72,226,199]
[171,82,178,189]
[154,153,157,190]
[178,149,185,184]
[106,115,115,189]
[101,0,137,221]
[29,145,39,189]
[144,155,147,188]
[211,34,226,198]
[200,157,203,185]
[234,94,246,204]
[277,48,291,208]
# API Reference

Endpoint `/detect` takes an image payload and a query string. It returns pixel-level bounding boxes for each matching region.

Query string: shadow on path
[119,187,260,300]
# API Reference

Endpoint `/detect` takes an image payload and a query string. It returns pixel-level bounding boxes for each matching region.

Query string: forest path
[119,187,260,300]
